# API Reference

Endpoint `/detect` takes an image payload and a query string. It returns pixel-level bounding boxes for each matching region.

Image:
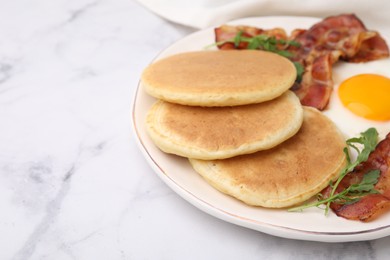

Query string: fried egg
[338,74,390,121]
[324,58,390,141]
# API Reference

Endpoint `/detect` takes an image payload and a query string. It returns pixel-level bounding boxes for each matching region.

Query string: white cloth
[135,0,390,36]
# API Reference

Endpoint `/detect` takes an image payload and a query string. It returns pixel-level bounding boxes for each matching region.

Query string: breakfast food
[140,13,390,221]
[214,14,390,110]
[141,50,296,106]
[146,91,303,160]
[321,133,390,222]
[189,107,347,208]
[337,74,390,121]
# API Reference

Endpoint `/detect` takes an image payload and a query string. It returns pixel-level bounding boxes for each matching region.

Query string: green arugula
[288,128,380,215]
[211,31,304,82]
[293,62,304,83]
[226,31,300,58]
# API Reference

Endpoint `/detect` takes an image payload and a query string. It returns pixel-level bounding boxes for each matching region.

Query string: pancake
[141,50,296,106]
[146,91,303,160]
[189,107,347,208]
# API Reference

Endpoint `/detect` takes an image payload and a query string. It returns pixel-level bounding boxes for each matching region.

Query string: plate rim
[131,15,390,242]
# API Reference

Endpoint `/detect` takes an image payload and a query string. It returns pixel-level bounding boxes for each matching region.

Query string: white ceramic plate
[132,16,390,242]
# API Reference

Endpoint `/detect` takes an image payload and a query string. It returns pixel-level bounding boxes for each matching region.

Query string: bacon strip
[322,133,390,222]
[289,14,389,62]
[294,53,334,110]
[287,14,389,110]
[348,34,390,62]
[214,14,389,111]
[215,25,288,50]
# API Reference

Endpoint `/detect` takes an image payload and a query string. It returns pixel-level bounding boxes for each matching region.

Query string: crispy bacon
[215,25,288,50]
[348,34,390,62]
[322,133,390,221]
[289,14,389,63]
[213,14,389,111]
[294,53,334,110]
[288,14,389,110]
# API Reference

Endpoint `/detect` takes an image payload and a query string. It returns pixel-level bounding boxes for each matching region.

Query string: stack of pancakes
[141,50,346,208]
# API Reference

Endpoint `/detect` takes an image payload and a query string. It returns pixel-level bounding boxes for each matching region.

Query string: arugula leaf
[288,128,380,215]
[213,32,300,58]
[247,37,261,50]
[348,170,380,193]
[293,62,304,82]
[275,50,293,58]
[233,31,244,48]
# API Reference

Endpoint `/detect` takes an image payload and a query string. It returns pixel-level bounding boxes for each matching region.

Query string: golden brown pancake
[189,107,347,208]
[141,50,296,106]
[146,91,303,160]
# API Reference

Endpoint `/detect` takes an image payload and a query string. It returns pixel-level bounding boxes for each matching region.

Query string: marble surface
[1,0,389,259]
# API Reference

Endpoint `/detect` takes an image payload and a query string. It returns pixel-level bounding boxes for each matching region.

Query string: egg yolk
[338,74,390,121]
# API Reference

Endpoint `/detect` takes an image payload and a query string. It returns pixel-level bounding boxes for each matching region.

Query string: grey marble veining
[1,0,390,259]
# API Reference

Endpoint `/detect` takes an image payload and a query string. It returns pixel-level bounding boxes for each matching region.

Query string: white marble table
[1,0,389,259]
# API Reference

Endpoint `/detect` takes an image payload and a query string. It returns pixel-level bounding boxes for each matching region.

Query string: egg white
[323,58,390,141]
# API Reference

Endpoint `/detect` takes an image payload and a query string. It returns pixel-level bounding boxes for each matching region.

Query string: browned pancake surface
[190,107,347,207]
[146,91,303,159]
[142,50,296,106]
